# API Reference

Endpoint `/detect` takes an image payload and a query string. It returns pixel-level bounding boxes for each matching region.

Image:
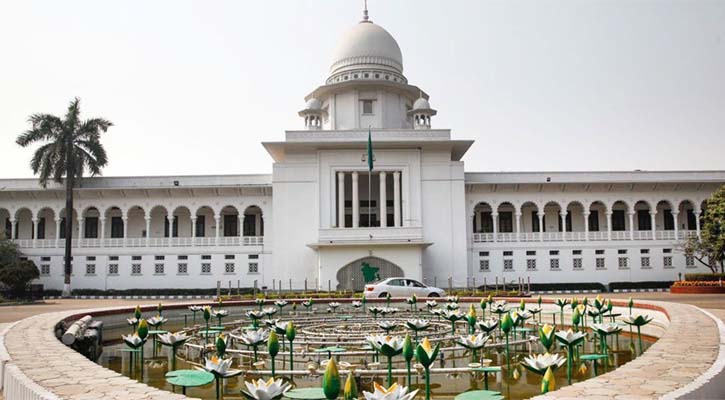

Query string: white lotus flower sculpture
[592,322,622,335]
[274,300,288,308]
[457,333,489,350]
[204,355,233,376]
[425,300,437,309]
[405,319,430,331]
[351,300,363,308]
[363,382,419,400]
[476,318,499,334]
[377,321,398,332]
[146,315,168,327]
[157,332,189,346]
[122,333,145,349]
[242,377,291,400]
[521,353,566,375]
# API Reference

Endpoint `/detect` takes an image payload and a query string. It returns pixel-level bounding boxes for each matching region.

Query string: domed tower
[409,95,437,129]
[298,98,325,130]
[300,4,433,131]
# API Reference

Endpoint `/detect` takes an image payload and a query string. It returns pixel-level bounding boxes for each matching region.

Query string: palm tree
[16,98,112,297]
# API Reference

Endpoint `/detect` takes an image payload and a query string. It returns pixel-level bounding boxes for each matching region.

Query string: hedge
[608,281,673,290]
[526,282,607,292]
[684,273,725,282]
[42,287,255,297]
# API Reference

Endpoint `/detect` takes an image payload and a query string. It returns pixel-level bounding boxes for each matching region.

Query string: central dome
[329,21,404,77]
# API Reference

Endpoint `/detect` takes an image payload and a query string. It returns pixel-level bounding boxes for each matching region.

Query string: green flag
[366,128,374,171]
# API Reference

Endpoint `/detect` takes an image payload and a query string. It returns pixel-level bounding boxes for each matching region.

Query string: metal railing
[11,236,265,249]
[471,229,698,244]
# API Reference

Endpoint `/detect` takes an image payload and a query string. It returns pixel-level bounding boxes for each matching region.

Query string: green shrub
[524,282,606,292]
[684,273,725,282]
[608,281,673,290]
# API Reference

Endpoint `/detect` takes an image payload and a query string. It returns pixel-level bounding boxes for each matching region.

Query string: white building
[1,10,723,292]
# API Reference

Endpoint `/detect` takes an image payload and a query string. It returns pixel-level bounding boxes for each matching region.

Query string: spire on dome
[362,0,371,23]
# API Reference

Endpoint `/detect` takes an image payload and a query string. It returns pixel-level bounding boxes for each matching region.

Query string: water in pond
[97,303,654,399]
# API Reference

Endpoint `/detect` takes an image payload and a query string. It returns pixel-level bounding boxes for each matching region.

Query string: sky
[1,0,724,179]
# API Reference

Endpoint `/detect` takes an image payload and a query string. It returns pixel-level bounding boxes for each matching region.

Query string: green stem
[425,367,431,400]
[566,345,573,384]
[406,360,412,387]
[505,334,510,379]
[637,326,643,356]
[289,342,294,371]
[387,355,393,387]
[253,346,258,362]
[171,346,177,371]
[271,356,275,378]
[215,376,220,399]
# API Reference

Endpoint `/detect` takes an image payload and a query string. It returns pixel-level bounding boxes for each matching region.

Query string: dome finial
[362,0,371,23]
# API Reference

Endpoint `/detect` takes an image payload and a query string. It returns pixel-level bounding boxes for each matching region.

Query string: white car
[363,277,446,299]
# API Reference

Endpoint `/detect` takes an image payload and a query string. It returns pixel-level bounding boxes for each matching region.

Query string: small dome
[413,97,430,110]
[306,98,322,110]
[329,21,403,76]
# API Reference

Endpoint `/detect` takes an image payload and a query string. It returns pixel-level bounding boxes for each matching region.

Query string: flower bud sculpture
[268,330,280,377]
[343,371,358,400]
[500,312,514,378]
[322,358,341,400]
[466,304,478,334]
[541,366,555,394]
[554,298,569,328]
[538,324,555,352]
[286,321,296,370]
[415,337,439,400]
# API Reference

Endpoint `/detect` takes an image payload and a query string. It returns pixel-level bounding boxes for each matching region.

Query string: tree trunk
[62,144,74,298]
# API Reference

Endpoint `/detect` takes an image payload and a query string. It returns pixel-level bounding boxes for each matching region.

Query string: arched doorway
[336,256,404,291]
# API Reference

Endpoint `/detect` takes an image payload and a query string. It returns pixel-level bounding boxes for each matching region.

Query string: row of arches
[472,199,706,235]
[1,204,264,241]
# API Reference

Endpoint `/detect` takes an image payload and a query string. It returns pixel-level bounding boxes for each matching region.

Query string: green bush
[525,282,606,292]
[684,273,725,282]
[608,281,673,290]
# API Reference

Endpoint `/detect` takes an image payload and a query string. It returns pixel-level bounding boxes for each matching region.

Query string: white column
[145,217,151,246]
[379,171,387,228]
[32,218,39,246]
[672,211,679,239]
[695,210,702,238]
[167,215,174,239]
[78,217,84,247]
[215,215,221,244]
[122,217,129,247]
[55,217,62,247]
[538,212,544,242]
[515,212,521,242]
[337,172,345,228]
[560,212,567,242]
[255,213,261,236]
[475,211,482,233]
[650,211,657,240]
[191,217,197,238]
[628,212,635,240]
[393,171,401,227]
[606,212,612,241]
[99,218,106,244]
[10,219,16,240]
[492,213,498,243]
[352,171,359,228]
[583,211,590,241]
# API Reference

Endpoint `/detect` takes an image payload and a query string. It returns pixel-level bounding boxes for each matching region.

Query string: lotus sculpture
[363,382,419,400]
[555,329,587,383]
[368,334,404,386]
[622,315,653,356]
[241,378,291,400]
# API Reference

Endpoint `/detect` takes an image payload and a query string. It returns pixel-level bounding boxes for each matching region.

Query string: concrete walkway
[678,308,725,399]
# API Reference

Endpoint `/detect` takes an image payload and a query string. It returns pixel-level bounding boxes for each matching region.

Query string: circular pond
[95,298,655,399]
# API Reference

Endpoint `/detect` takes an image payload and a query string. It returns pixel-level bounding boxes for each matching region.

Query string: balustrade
[11,236,265,249]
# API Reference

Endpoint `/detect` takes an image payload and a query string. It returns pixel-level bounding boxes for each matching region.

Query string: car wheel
[379,292,389,299]
[428,292,440,298]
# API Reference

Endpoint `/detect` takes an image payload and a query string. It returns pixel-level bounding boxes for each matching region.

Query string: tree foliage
[16,98,111,295]
[0,238,39,297]
[684,184,725,273]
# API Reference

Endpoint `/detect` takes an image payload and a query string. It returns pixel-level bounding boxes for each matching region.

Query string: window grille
[526,259,537,271]
[618,257,629,269]
[201,263,211,274]
[550,259,560,270]
[178,263,188,274]
[154,264,164,274]
[86,264,95,275]
[248,262,259,273]
[686,255,695,268]
[109,264,119,274]
[503,259,513,271]
[641,257,650,268]
[479,259,489,271]
[573,258,583,270]
[131,264,141,275]
[663,256,673,268]
[41,264,50,275]
[596,258,606,270]
[225,263,235,273]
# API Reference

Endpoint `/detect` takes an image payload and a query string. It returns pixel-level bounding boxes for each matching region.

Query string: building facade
[1,11,723,292]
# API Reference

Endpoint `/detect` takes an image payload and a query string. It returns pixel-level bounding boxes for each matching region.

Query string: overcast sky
[1,0,724,179]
